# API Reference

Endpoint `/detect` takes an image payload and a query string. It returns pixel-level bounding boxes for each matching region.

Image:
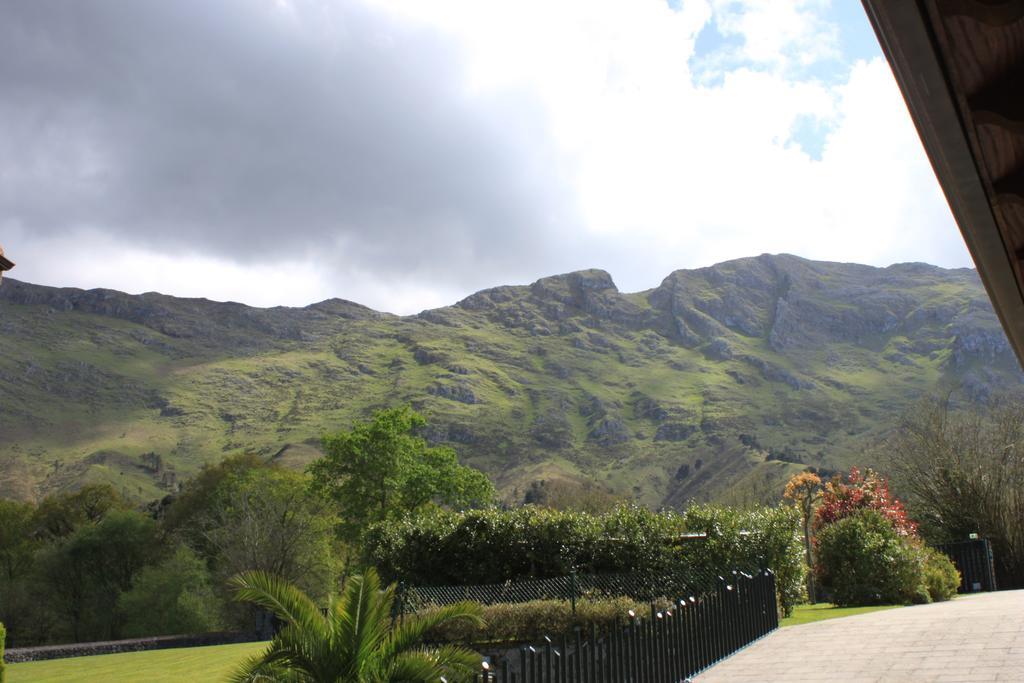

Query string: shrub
[366,503,807,615]
[922,548,960,602]
[815,509,925,606]
[423,597,651,644]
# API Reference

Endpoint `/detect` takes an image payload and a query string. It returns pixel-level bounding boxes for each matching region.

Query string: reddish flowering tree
[813,467,917,537]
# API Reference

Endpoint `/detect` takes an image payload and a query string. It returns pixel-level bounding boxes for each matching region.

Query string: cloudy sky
[1,0,967,314]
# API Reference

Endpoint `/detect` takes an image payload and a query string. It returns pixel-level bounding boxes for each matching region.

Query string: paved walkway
[695,590,1024,682]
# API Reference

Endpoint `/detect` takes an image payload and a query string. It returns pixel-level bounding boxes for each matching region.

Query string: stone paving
[695,590,1024,682]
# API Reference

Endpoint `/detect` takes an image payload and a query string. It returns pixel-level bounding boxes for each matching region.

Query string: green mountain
[1,254,1019,506]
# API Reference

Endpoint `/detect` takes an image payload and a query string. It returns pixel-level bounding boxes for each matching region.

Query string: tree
[32,484,126,540]
[522,479,622,513]
[196,467,339,604]
[309,406,495,544]
[814,467,916,537]
[229,568,484,683]
[887,394,1024,588]
[0,500,38,641]
[118,545,223,637]
[783,471,821,602]
[37,510,157,641]
[157,453,271,544]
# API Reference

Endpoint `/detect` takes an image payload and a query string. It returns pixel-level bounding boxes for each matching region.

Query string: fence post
[570,569,578,615]
[766,569,779,630]
[395,582,406,624]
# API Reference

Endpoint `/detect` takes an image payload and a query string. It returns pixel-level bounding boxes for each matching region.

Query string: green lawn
[6,641,268,683]
[781,602,903,627]
[5,605,905,681]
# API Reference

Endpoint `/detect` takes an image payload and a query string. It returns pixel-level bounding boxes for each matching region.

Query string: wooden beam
[938,0,1024,27]
[862,0,1024,369]
[970,65,1024,136]
[995,167,1024,205]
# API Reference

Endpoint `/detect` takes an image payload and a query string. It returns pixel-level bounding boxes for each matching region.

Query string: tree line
[0,406,494,647]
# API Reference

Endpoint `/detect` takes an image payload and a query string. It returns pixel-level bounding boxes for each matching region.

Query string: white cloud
[709,0,841,71]
[0,0,969,313]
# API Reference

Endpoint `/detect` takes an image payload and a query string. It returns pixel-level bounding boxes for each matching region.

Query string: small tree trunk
[803,516,817,603]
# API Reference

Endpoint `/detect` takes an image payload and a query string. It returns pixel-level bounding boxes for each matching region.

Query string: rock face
[1,254,1021,507]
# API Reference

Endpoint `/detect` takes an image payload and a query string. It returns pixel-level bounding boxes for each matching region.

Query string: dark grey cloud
[0,0,582,290]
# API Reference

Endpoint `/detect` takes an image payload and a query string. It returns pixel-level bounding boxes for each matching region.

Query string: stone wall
[5,631,258,663]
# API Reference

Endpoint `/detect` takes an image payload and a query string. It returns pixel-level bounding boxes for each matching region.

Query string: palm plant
[229,568,484,682]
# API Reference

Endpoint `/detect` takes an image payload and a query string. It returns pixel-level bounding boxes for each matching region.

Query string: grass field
[1,603,908,680]
[781,602,903,628]
[5,641,268,683]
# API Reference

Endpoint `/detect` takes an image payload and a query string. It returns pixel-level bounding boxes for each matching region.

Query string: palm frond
[229,568,477,683]
[387,646,481,683]
[226,649,307,682]
[229,570,325,634]
[332,568,393,674]
[381,601,484,661]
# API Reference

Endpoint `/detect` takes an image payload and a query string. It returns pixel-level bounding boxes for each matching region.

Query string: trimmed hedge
[423,597,659,645]
[366,504,806,614]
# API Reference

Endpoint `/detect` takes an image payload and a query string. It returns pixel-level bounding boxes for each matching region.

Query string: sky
[0,0,968,314]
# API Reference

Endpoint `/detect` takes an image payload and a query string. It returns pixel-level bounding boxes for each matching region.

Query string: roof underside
[862,0,1024,368]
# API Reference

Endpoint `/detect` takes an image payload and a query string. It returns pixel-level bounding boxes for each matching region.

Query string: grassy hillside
[1,254,1019,507]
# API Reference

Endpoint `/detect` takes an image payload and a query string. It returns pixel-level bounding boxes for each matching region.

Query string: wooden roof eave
[862,0,1024,370]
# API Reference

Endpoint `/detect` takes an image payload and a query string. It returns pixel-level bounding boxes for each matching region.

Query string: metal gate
[936,538,997,593]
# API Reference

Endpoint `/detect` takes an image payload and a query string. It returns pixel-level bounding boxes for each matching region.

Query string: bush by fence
[366,503,806,614]
[404,567,722,644]
[469,569,779,683]
[422,597,650,645]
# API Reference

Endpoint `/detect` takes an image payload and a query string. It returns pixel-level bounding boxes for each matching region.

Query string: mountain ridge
[1,254,1019,506]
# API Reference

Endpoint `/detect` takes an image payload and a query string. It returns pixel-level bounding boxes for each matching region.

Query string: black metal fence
[400,568,723,616]
[463,570,778,683]
[936,538,998,593]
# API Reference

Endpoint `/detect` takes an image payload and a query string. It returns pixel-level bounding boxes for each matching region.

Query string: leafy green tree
[37,510,157,641]
[309,406,495,543]
[522,479,622,513]
[157,453,271,545]
[229,568,483,683]
[32,484,126,540]
[0,500,38,644]
[0,500,36,582]
[783,471,822,602]
[196,467,339,603]
[118,545,223,637]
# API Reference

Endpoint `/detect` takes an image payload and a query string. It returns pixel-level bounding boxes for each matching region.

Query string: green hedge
[423,597,660,644]
[366,504,806,614]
